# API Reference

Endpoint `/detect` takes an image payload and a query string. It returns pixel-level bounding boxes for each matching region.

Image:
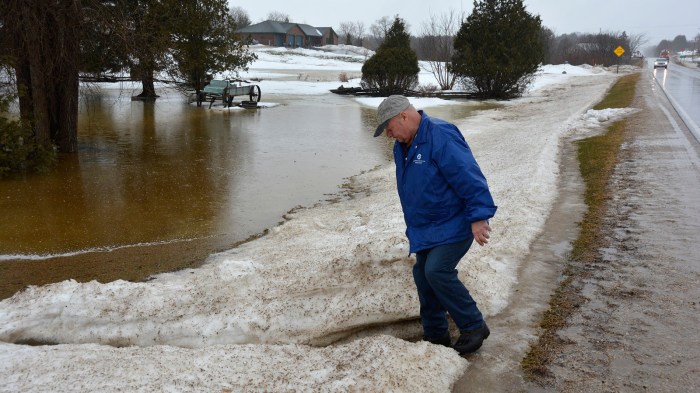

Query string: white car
[653,58,669,68]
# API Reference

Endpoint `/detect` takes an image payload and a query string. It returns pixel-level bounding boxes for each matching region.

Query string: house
[317,27,339,46]
[237,20,338,48]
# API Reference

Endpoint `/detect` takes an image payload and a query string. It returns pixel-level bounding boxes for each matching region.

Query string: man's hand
[471,220,492,246]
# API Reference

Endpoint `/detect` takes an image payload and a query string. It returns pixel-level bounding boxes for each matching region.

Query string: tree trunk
[137,73,159,99]
[13,59,42,143]
[12,0,81,153]
[20,4,51,150]
[49,0,81,153]
[133,53,159,99]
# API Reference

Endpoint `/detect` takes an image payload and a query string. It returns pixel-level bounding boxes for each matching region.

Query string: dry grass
[521,73,640,382]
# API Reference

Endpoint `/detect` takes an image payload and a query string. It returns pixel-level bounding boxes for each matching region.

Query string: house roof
[238,20,289,34]
[316,27,337,37]
[238,20,323,37]
[292,23,322,37]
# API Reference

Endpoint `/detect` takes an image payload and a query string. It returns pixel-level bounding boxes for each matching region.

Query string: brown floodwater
[1,88,392,259]
[1,86,488,298]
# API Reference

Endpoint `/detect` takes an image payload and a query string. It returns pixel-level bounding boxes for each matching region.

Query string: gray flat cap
[374,95,410,137]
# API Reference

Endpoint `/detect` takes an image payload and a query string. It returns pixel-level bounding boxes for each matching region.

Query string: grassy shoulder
[521,72,640,381]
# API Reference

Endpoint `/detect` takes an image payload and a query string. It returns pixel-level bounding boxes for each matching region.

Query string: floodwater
[0,87,484,262]
[1,89,382,258]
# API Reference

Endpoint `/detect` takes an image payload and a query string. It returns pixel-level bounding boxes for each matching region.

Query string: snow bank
[245,45,368,72]
[0,336,466,392]
[0,169,415,348]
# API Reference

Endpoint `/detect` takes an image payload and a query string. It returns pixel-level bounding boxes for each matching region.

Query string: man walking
[375,95,497,354]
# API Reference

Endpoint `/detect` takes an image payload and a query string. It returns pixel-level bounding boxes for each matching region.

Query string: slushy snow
[0,45,639,392]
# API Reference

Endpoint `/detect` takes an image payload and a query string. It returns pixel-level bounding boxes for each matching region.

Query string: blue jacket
[394,111,497,253]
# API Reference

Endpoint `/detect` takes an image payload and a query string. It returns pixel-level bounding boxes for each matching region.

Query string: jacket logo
[413,153,425,165]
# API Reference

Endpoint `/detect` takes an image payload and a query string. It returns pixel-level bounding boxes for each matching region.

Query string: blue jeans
[413,238,484,338]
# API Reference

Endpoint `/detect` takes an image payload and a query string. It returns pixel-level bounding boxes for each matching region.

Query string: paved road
[454,65,700,392]
[653,59,700,141]
[538,64,700,392]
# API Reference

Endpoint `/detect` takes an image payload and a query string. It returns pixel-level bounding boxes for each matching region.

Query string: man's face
[384,112,413,143]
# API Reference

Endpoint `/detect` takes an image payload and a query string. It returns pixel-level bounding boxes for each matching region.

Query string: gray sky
[229,0,700,49]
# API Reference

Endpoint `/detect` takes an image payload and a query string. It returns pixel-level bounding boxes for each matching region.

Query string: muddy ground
[455,71,700,392]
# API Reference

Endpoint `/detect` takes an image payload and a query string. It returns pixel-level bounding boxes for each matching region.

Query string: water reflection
[653,66,668,89]
[0,89,386,257]
[1,89,490,259]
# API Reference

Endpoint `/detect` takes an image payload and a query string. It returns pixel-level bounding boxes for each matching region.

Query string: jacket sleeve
[433,128,497,223]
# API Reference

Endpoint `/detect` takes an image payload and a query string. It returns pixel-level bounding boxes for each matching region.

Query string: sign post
[614,45,625,73]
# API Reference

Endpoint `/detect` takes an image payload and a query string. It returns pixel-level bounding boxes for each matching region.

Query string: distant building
[238,20,338,48]
[316,27,339,46]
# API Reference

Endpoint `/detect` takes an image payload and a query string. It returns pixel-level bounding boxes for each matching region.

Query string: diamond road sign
[614,46,625,57]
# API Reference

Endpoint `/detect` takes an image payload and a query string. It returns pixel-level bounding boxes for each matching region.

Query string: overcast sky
[229,0,700,48]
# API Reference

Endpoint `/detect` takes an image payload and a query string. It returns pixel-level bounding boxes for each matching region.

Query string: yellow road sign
[614,46,625,57]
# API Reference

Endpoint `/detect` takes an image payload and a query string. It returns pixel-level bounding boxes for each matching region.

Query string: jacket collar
[396,111,429,158]
[398,111,429,162]
[412,110,429,146]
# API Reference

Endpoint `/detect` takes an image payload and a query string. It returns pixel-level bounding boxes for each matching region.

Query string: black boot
[424,331,451,347]
[453,323,490,354]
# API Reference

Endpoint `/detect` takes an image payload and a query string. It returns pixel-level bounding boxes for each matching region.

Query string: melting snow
[0,45,640,392]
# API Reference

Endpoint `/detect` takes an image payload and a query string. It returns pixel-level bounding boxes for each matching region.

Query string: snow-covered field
[0,45,638,392]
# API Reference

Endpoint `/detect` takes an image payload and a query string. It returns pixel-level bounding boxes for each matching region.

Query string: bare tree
[419,9,461,90]
[266,11,289,22]
[338,21,356,45]
[366,16,392,49]
[544,30,647,66]
[627,33,647,56]
[355,21,366,47]
[548,33,576,64]
[551,31,642,66]
[540,26,556,64]
[230,6,251,28]
[370,16,393,39]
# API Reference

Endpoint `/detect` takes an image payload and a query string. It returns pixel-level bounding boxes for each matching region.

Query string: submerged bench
[197,79,262,108]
